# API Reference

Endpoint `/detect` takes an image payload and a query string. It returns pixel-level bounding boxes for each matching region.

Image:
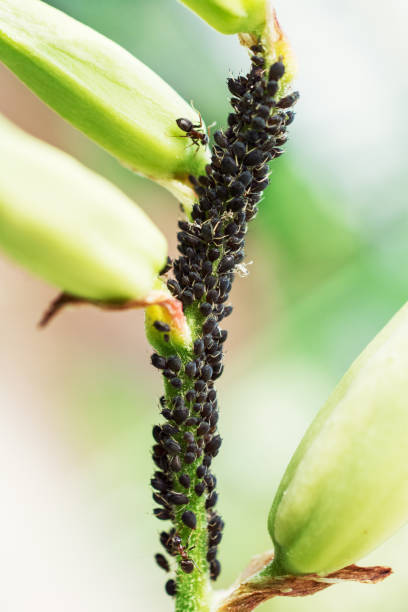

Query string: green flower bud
[145,287,193,355]
[179,1,296,94]
[0,0,210,205]
[179,0,267,35]
[0,114,167,302]
[269,302,408,576]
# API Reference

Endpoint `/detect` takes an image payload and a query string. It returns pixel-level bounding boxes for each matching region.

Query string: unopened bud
[0,114,167,302]
[269,302,408,576]
[179,0,267,35]
[0,0,210,205]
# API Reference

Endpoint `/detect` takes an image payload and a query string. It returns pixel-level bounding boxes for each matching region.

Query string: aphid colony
[150,348,224,589]
[150,43,298,598]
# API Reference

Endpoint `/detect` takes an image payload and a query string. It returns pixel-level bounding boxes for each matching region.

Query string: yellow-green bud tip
[145,287,192,354]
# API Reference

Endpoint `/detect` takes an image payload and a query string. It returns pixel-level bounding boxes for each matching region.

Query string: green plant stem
[174,501,211,612]
[148,39,298,612]
[161,360,211,611]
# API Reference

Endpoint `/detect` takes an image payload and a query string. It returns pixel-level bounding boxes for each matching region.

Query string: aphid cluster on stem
[150,341,225,591]
[150,43,298,597]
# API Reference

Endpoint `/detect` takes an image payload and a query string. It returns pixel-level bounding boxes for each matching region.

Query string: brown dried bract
[38,289,184,328]
[216,551,391,612]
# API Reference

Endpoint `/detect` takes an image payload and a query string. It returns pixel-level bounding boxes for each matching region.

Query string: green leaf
[268,301,408,576]
[0,0,210,202]
[179,0,267,35]
[0,113,167,302]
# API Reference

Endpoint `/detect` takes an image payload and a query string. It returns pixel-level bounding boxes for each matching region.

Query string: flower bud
[179,0,267,35]
[0,114,167,302]
[269,302,408,576]
[0,0,210,204]
[179,1,296,93]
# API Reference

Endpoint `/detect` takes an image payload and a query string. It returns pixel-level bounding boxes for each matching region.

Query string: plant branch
[148,42,298,611]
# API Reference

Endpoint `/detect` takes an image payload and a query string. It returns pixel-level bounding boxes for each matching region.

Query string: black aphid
[269,61,285,81]
[205,435,222,456]
[193,339,205,356]
[205,491,218,509]
[185,361,197,378]
[167,492,189,506]
[199,302,212,316]
[194,482,205,496]
[181,510,197,529]
[154,508,172,521]
[201,364,213,381]
[162,438,182,455]
[185,389,196,403]
[277,91,300,108]
[170,377,182,389]
[197,421,210,436]
[209,530,223,546]
[165,579,177,596]
[155,553,170,572]
[184,452,195,465]
[185,416,199,427]
[170,456,182,472]
[151,354,166,369]
[210,559,221,581]
[194,380,206,392]
[180,558,195,574]
[179,474,191,489]
[213,129,229,148]
[202,317,216,334]
[173,407,188,424]
[196,464,206,478]
[167,355,182,373]
[151,477,167,493]
[162,424,179,437]
[153,321,170,333]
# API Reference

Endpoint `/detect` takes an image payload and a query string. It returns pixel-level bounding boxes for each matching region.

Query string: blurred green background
[1,1,407,610]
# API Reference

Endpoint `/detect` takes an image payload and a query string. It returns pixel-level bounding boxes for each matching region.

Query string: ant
[171,534,199,574]
[175,114,210,151]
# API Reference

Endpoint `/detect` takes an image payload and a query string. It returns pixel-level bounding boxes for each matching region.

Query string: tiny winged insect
[175,114,209,151]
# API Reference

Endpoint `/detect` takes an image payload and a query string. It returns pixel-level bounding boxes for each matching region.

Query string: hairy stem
[164,368,212,612]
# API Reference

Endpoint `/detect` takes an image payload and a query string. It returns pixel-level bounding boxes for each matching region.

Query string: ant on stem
[175,113,214,151]
[172,534,200,574]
